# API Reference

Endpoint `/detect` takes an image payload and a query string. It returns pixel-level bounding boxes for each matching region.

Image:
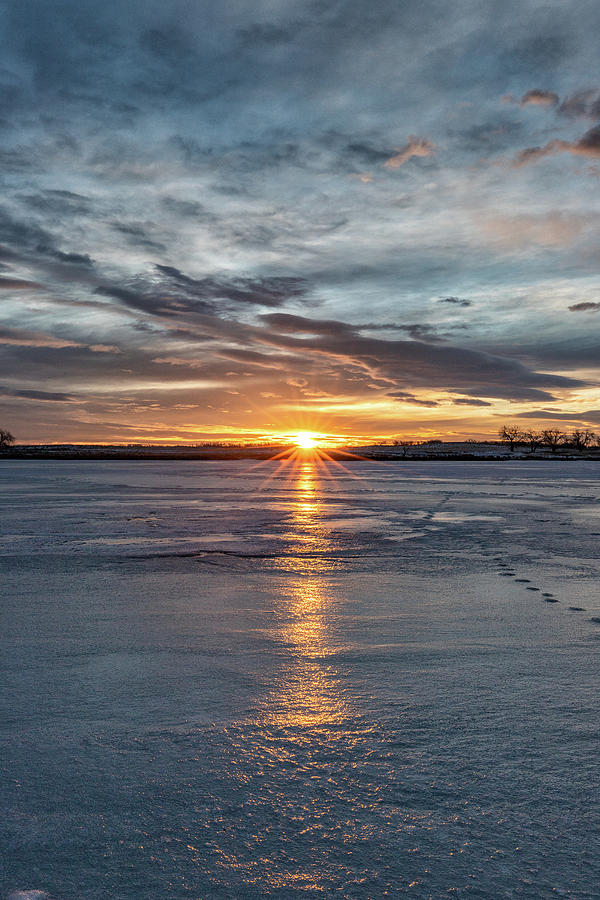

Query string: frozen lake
[1,459,600,898]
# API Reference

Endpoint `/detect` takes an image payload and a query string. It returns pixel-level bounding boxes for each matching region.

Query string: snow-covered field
[1,460,600,898]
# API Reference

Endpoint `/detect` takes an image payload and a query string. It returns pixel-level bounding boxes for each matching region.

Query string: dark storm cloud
[155,266,309,308]
[43,248,95,267]
[259,313,584,402]
[0,207,96,274]
[516,409,600,425]
[390,324,443,342]
[558,90,600,119]
[344,142,394,166]
[1,388,76,402]
[111,223,167,252]
[261,313,354,337]
[0,341,205,384]
[569,124,600,155]
[440,297,472,307]
[262,315,439,344]
[386,391,440,407]
[0,207,55,255]
[568,301,600,311]
[480,333,600,370]
[93,284,214,318]
[18,190,93,216]
[160,197,211,219]
[93,268,311,323]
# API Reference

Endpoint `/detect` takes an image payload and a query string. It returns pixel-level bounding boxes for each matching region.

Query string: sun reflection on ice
[221,457,382,895]
[260,459,351,728]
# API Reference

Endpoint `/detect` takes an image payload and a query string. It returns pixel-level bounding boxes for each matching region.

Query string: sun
[295,431,318,450]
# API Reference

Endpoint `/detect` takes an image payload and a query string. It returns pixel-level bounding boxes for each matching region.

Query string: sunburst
[295,431,318,450]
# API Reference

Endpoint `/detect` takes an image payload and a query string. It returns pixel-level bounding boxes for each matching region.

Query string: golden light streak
[258,458,349,728]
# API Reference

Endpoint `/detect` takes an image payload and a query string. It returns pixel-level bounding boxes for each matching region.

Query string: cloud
[514,124,600,165]
[387,391,440,407]
[88,344,121,353]
[0,207,96,278]
[1,388,76,402]
[479,211,588,249]
[0,326,81,349]
[520,89,559,107]
[345,141,393,166]
[571,124,600,157]
[93,284,205,318]
[93,265,304,320]
[558,90,600,119]
[451,397,492,406]
[111,222,167,253]
[516,409,600,424]
[155,266,309,308]
[160,197,210,219]
[259,313,584,403]
[568,301,600,311]
[0,277,43,290]
[384,137,435,169]
[42,248,95,267]
[513,144,556,166]
[394,324,443,342]
[18,189,93,216]
[439,296,471,307]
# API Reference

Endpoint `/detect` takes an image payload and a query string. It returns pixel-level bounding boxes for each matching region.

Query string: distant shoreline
[1,443,598,462]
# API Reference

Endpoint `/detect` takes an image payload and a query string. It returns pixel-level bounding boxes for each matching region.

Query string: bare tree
[541,428,566,454]
[570,429,596,453]
[0,428,15,449]
[393,439,413,458]
[499,425,521,451]
[520,429,542,454]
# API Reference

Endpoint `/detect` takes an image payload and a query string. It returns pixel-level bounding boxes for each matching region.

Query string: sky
[1,0,599,444]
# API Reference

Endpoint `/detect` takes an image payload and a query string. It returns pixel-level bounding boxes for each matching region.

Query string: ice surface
[1,459,600,898]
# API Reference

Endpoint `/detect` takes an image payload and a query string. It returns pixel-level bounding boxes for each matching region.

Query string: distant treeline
[498,425,598,453]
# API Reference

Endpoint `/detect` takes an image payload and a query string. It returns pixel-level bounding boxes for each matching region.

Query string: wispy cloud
[384,137,435,169]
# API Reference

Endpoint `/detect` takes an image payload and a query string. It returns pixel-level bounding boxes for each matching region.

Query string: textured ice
[1,459,600,898]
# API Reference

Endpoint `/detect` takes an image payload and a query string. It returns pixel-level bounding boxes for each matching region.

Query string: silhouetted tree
[499,425,521,451]
[520,429,542,454]
[0,428,14,449]
[541,428,566,453]
[570,429,596,452]
[393,439,413,457]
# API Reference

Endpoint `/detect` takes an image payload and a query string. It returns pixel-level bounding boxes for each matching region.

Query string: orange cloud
[514,125,600,166]
[520,89,559,107]
[0,327,81,349]
[384,136,435,168]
